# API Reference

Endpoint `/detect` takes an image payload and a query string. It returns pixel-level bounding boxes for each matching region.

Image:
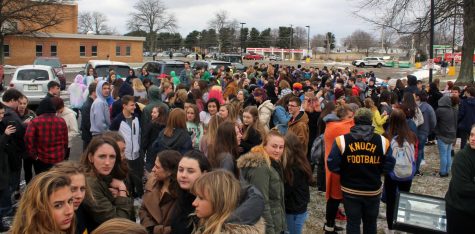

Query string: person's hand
[108,187,118,198]
[4,125,16,136]
[382,110,388,116]
[110,178,126,191]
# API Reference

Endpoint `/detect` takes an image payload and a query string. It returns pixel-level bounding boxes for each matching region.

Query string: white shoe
[421,160,426,166]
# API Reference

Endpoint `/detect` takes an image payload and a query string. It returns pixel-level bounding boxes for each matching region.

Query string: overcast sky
[78,0,376,42]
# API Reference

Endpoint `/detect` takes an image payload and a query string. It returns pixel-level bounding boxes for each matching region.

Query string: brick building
[3,2,145,65]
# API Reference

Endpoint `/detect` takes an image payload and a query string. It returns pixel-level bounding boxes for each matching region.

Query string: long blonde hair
[132,78,146,92]
[10,171,75,234]
[50,161,94,202]
[192,170,241,234]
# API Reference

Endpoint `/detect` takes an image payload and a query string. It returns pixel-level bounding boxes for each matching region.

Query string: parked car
[186,53,202,59]
[9,65,60,105]
[33,57,67,90]
[173,52,185,57]
[268,54,282,61]
[352,57,385,68]
[142,60,185,86]
[82,60,131,80]
[243,52,264,60]
[191,60,232,71]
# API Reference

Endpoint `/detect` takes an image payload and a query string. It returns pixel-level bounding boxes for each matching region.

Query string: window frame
[36,44,43,57]
[3,44,10,57]
[79,44,86,57]
[50,44,57,57]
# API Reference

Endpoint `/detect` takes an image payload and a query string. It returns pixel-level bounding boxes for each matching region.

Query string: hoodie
[90,80,111,135]
[68,75,87,109]
[170,71,180,87]
[434,96,458,144]
[417,101,437,138]
[147,128,192,171]
[111,82,134,120]
[60,107,79,148]
[458,97,475,131]
[142,85,169,125]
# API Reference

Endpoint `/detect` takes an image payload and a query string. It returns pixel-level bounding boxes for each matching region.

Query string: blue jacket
[272,105,290,134]
[90,80,111,135]
[458,97,475,131]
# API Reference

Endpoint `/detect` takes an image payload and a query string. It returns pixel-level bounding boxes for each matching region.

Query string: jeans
[127,156,144,198]
[437,139,452,176]
[416,134,427,172]
[0,169,20,217]
[286,211,308,234]
[343,193,380,234]
[325,197,342,227]
[459,130,469,150]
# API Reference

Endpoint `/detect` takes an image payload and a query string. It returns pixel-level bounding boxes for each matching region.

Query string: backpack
[310,134,325,165]
[388,136,416,181]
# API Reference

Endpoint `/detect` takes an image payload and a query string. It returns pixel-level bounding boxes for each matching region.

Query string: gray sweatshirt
[90,80,111,135]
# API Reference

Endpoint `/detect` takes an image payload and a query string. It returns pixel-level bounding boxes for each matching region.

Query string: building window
[116,45,121,56]
[91,45,97,57]
[50,44,57,57]
[3,44,9,57]
[80,45,86,57]
[36,44,43,57]
[125,45,131,56]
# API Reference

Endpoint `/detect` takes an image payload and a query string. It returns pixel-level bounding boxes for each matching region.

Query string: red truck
[243,52,264,60]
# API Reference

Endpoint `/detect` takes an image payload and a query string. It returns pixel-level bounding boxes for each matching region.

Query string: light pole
[240,22,246,58]
[290,24,293,49]
[429,0,434,83]
[305,25,310,59]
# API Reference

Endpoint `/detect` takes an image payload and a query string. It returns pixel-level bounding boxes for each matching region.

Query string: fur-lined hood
[237,146,271,169]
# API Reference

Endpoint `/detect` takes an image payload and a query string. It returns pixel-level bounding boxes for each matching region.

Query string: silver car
[9,65,60,104]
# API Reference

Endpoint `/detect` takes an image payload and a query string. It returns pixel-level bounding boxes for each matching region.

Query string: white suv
[9,65,60,104]
[352,57,385,68]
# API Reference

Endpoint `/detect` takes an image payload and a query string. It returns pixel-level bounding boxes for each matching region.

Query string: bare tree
[78,11,112,35]
[127,0,177,52]
[208,11,239,52]
[0,0,70,64]
[354,0,473,84]
[311,34,326,48]
[350,30,376,55]
[381,28,397,54]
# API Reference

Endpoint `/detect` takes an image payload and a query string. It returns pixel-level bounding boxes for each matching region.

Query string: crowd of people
[0,61,475,234]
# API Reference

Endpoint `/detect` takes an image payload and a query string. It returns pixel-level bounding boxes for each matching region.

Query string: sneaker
[336,209,347,221]
[420,160,426,166]
[438,173,449,178]
[323,223,341,234]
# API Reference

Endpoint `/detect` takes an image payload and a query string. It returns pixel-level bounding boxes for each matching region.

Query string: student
[110,95,142,198]
[50,161,93,234]
[0,104,15,231]
[199,98,220,125]
[191,170,265,233]
[237,130,287,234]
[283,133,315,234]
[445,124,475,234]
[80,136,134,231]
[199,115,224,156]
[10,171,75,234]
[142,105,168,166]
[185,104,203,150]
[81,83,97,149]
[147,108,192,172]
[364,98,388,135]
[239,106,265,154]
[53,97,79,161]
[383,109,418,232]
[90,81,112,136]
[208,121,242,177]
[139,150,182,234]
[92,218,147,234]
[171,150,211,234]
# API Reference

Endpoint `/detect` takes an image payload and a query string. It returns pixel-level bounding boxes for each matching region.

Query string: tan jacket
[193,218,266,234]
[288,111,309,154]
[139,176,177,234]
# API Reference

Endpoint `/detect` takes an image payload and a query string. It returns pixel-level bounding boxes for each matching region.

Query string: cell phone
[8,121,16,127]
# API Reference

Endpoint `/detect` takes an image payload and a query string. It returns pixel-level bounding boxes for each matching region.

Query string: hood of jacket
[96,80,108,101]
[227,183,264,226]
[220,218,265,234]
[60,107,76,119]
[323,113,340,123]
[160,128,190,149]
[147,85,161,102]
[118,82,134,98]
[237,146,270,169]
[438,95,452,108]
[349,124,375,141]
[74,74,84,84]
[258,99,275,111]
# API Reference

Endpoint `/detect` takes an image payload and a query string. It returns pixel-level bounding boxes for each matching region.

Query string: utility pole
[240,22,246,58]
[290,24,293,49]
[326,33,330,60]
[429,0,434,83]
[305,25,310,58]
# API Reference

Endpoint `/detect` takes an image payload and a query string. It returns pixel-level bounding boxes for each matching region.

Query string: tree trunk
[456,0,475,85]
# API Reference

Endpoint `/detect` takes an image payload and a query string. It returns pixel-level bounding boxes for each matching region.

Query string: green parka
[237,146,286,234]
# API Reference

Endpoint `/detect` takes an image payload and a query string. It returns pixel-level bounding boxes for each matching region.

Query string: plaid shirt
[25,113,68,164]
